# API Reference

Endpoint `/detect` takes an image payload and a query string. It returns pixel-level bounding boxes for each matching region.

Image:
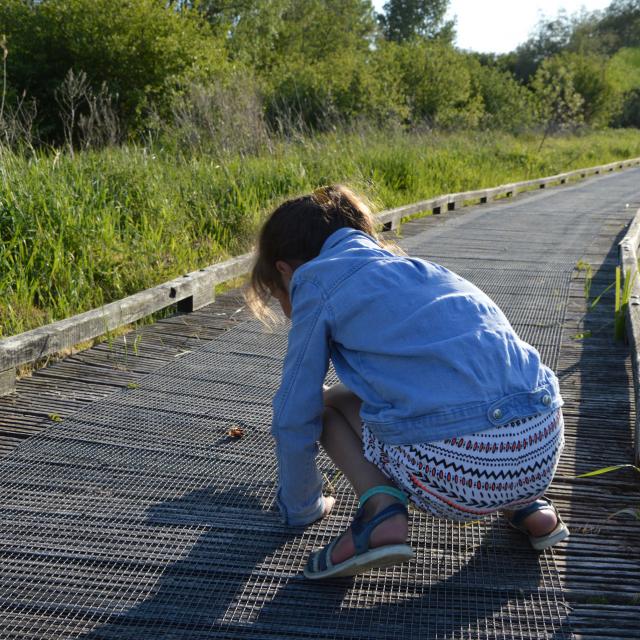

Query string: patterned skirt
[363,409,564,522]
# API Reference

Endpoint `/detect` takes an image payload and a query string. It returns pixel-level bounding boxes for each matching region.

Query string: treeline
[0,0,639,154]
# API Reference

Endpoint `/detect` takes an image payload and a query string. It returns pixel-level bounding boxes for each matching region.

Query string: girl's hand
[323,495,335,518]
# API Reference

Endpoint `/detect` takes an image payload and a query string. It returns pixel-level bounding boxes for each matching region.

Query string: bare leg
[321,384,408,564]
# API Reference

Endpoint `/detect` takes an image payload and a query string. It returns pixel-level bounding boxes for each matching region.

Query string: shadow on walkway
[79,485,568,640]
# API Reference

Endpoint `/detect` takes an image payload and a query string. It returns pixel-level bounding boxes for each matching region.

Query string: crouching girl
[248,185,568,580]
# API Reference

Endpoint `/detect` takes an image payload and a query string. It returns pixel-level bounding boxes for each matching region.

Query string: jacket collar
[319,228,371,255]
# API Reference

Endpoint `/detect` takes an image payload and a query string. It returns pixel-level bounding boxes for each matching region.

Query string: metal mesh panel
[0,314,569,639]
[10,169,640,638]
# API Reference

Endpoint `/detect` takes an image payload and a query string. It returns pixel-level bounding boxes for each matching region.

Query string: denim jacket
[271,228,563,525]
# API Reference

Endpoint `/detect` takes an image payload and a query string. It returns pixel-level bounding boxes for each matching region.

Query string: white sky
[373,0,614,53]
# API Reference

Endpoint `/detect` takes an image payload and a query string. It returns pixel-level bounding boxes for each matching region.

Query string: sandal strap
[351,502,408,555]
[358,485,407,509]
[314,537,338,573]
[510,498,555,528]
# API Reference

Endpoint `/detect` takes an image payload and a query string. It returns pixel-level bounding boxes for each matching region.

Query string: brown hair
[247,185,378,323]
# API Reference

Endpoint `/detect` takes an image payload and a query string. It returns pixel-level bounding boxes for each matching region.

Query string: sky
[373,0,614,54]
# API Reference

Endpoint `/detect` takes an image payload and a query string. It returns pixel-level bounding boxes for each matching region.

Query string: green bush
[532,55,586,132]
[468,60,538,131]
[0,0,228,140]
[393,41,484,128]
[608,47,640,126]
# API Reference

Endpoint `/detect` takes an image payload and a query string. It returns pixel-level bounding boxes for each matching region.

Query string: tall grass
[2,128,640,337]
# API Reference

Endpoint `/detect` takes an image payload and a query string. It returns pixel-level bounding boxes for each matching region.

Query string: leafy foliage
[378,0,454,43]
[532,55,585,133]
[594,0,640,53]
[0,0,638,145]
[0,0,227,139]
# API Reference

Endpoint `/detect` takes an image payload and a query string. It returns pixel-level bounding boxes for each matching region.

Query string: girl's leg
[321,384,408,565]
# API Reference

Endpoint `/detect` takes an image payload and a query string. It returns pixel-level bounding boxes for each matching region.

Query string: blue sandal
[303,486,415,580]
[507,498,570,551]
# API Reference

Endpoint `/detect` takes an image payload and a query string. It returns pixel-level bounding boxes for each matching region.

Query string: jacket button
[542,394,552,406]
[492,409,503,420]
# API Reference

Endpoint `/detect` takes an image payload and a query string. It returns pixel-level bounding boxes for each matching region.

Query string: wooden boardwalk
[1,168,640,639]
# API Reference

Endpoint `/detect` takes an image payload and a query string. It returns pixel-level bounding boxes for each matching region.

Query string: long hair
[247,185,379,324]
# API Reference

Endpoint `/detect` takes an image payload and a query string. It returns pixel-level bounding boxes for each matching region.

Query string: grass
[2,127,640,337]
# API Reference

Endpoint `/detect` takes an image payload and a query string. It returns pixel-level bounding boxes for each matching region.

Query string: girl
[248,185,569,580]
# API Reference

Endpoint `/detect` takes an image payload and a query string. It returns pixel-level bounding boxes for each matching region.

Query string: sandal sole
[304,544,415,580]
[530,523,570,551]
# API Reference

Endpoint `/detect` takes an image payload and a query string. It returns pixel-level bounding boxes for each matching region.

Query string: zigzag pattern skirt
[363,409,564,522]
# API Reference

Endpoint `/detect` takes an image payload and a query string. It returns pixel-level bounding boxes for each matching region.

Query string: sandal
[303,486,415,580]
[507,498,570,551]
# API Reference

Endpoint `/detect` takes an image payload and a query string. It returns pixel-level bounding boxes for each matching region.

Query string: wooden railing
[619,206,640,465]
[1,156,639,396]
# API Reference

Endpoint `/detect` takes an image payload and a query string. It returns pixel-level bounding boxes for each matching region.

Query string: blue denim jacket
[272,228,563,525]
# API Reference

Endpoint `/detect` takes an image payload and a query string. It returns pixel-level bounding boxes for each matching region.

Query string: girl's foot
[304,487,414,579]
[505,499,570,550]
[330,493,408,565]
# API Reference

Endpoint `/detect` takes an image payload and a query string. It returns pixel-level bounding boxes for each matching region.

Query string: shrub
[0,0,228,140]
[395,41,484,128]
[468,60,538,131]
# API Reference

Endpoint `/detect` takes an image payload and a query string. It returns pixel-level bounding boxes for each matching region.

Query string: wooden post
[0,368,15,395]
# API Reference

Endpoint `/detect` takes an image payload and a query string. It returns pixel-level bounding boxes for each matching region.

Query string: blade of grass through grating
[576,464,640,477]
[615,265,637,340]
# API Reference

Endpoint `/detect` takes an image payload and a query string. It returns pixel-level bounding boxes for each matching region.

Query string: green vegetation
[0,0,639,337]
[2,127,640,337]
[1,0,639,147]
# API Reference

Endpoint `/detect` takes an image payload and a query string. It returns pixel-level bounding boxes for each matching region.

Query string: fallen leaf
[228,426,244,438]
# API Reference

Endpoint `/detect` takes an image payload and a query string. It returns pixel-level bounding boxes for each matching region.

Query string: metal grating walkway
[1,167,640,639]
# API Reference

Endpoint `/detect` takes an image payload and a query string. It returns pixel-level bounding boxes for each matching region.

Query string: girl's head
[248,185,378,322]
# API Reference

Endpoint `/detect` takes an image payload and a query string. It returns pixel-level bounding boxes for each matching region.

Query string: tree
[378,0,454,43]
[569,53,620,126]
[505,10,588,83]
[191,0,291,72]
[255,1,381,130]
[467,59,537,131]
[394,41,483,128]
[0,0,228,141]
[532,55,585,140]
[608,46,640,126]
[505,0,640,84]
[595,0,640,53]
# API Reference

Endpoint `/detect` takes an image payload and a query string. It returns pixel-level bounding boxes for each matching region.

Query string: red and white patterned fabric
[363,409,564,522]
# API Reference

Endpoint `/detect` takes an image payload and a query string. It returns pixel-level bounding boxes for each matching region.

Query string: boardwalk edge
[619,205,640,465]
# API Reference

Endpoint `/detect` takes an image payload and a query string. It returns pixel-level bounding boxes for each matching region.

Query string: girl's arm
[271,279,332,526]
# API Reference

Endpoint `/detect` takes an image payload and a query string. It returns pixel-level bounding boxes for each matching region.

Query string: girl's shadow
[79,486,568,639]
